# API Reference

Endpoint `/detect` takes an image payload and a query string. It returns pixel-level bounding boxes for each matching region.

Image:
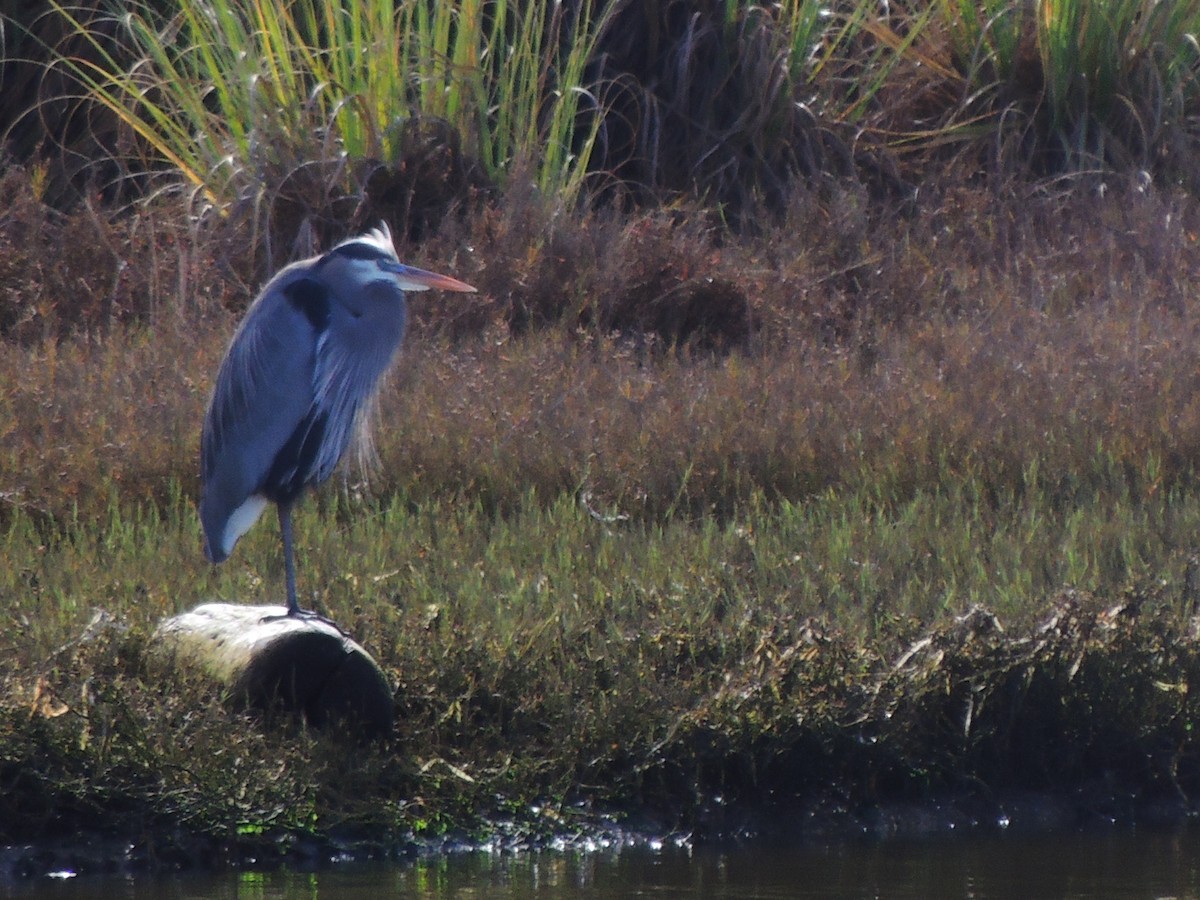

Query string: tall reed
[41,0,620,210]
[938,0,1200,174]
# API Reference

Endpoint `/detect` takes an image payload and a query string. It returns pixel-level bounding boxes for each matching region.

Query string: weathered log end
[152,603,393,739]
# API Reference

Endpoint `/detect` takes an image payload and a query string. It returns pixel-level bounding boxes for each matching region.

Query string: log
[152,603,393,739]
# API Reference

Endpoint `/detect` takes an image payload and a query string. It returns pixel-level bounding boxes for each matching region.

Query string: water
[4,827,1200,898]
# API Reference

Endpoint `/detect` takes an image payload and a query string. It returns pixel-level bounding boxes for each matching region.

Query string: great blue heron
[200,223,476,617]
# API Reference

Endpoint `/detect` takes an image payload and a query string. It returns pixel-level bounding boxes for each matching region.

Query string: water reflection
[5,826,1200,898]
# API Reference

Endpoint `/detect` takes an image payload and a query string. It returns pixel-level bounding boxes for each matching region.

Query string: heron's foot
[259,606,346,635]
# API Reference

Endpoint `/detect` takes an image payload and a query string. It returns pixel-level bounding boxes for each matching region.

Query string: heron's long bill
[381,261,476,293]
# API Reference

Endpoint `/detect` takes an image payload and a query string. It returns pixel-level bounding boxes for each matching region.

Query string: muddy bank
[3,786,1197,882]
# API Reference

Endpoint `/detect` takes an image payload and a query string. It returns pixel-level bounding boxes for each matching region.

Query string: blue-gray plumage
[200,223,475,616]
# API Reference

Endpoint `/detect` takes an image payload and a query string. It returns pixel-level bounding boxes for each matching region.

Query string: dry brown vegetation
[3,166,1200,529]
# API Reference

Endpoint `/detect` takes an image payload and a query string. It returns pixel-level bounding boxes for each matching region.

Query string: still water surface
[5,827,1200,898]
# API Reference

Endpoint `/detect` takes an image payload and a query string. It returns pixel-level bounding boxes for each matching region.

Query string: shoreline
[4,787,1197,882]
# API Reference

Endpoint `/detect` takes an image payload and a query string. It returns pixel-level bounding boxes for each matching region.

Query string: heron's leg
[278,501,300,615]
[266,501,342,632]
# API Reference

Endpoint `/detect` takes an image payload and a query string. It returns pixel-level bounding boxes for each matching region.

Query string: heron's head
[322,223,476,295]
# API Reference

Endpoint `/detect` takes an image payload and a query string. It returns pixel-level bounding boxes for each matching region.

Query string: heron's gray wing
[200,274,324,561]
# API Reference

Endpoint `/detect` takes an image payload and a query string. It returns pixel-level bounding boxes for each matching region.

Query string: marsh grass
[7,0,1200,849]
[9,0,1200,221]
[32,0,621,225]
[5,471,1200,839]
[926,0,1200,180]
[5,161,1200,841]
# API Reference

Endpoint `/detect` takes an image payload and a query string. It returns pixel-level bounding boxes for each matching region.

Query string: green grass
[4,438,1195,658]
[924,0,1200,177]
[4,456,1196,658]
[26,0,1200,219]
[35,0,621,213]
[4,458,1200,841]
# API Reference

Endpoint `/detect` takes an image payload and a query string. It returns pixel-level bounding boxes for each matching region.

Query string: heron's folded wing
[199,278,323,558]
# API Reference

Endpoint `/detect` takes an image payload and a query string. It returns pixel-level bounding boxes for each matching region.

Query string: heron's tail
[201,492,268,564]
